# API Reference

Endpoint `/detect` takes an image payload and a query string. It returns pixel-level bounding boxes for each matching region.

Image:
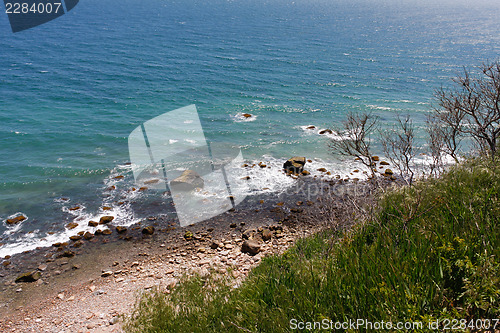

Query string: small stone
[88,221,98,227]
[142,226,154,235]
[230,223,237,228]
[66,222,79,230]
[184,230,193,240]
[301,170,310,175]
[101,271,113,277]
[62,250,75,258]
[242,113,252,118]
[262,229,272,241]
[102,229,112,235]
[69,235,81,241]
[109,317,119,325]
[372,156,380,161]
[197,247,206,253]
[380,161,390,165]
[115,226,127,234]
[210,241,219,249]
[38,264,47,271]
[68,206,81,211]
[317,168,327,172]
[83,232,94,240]
[384,169,394,175]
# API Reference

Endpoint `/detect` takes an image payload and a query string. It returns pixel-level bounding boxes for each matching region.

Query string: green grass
[125,158,500,332]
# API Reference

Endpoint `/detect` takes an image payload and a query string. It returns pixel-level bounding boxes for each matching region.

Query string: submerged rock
[283,157,306,174]
[66,222,78,230]
[242,113,252,118]
[88,221,98,227]
[170,170,204,191]
[115,226,127,234]
[15,271,41,283]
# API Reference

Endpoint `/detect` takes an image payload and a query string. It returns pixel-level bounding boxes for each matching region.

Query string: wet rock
[241,240,261,255]
[262,229,272,241]
[230,223,237,228]
[83,232,94,240]
[88,221,98,227]
[94,229,103,235]
[317,167,327,172]
[380,161,390,166]
[115,226,127,234]
[38,264,47,271]
[15,271,41,283]
[6,215,26,225]
[99,216,114,224]
[170,170,204,191]
[69,235,82,241]
[102,229,112,235]
[210,241,220,249]
[306,125,316,129]
[62,250,75,258]
[68,206,81,211]
[72,240,84,248]
[319,129,333,135]
[242,113,252,118]
[52,242,64,248]
[283,156,306,174]
[102,206,112,211]
[241,176,251,180]
[372,156,380,162]
[384,169,394,176]
[142,226,155,235]
[301,170,311,176]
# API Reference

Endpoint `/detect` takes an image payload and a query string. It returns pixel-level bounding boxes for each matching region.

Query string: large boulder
[283,157,306,174]
[170,170,204,191]
[241,240,261,255]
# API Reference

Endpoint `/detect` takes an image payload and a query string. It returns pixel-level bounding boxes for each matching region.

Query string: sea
[1,0,500,256]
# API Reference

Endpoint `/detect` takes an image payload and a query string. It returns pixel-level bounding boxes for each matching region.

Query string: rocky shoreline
[0,158,387,332]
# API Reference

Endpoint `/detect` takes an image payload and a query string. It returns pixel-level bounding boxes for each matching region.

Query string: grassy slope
[125,158,500,332]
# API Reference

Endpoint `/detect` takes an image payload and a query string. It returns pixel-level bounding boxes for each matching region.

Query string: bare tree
[435,61,500,159]
[330,112,379,177]
[381,114,416,185]
[426,114,446,176]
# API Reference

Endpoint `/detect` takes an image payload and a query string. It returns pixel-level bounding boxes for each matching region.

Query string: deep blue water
[1,0,499,255]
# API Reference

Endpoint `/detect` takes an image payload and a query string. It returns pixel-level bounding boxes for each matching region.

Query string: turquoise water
[1,0,500,255]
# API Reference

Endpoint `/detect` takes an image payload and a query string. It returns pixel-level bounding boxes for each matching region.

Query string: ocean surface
[1,0,500,256]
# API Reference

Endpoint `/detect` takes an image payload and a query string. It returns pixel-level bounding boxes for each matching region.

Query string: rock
[15,271,41,283]
[68,206,81,211]
[197,247,206,253]
[94,229,103,235]
[83,232,94,240]
[62,250,75,258]
[142,226,154,235]
[210,241,219,249]
[69,235,82,241]
[101,271,113,277]
[380,161,390,165]
[262,229,272,241]
[241,176,251,180]
[384,169,394,175]
[109,317,119,325]
[72,240,84,248]
[230,223,237,228]
[170,170,204,191]
[242,113,252,118]
[306,125,316,129]
[102,229,112,235]
[184,230,194,240]
[301,170,310,176]
[317,168,327,172]
[99,216,114,224]
[372,156,380,162]
[319,129,333,135]
[88,221,98,227]
[6,215,26,225]
[283,157,306,174]
[102,206,112,211]
[241,240,261,255]
[38,264,47,271]
[115,226,127,234]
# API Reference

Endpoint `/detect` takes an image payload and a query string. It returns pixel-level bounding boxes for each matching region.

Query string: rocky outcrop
[170,170,204,191]
[283,157,306,174]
